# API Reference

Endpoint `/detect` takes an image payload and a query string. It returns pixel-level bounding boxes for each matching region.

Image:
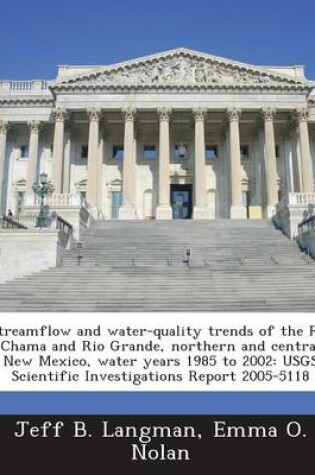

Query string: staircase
[0,219,315,312]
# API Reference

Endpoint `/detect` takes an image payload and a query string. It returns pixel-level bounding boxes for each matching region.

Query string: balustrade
[0,80,51,93]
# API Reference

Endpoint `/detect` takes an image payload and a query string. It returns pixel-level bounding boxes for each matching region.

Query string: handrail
[0,215,27,229]
[298,215,315,234]
[55,215,73,234]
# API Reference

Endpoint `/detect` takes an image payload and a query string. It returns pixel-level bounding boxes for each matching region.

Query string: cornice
[51,83,312,95]
[0,96,54,107]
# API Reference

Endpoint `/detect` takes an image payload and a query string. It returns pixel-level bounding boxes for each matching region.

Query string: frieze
[93,57,272,87]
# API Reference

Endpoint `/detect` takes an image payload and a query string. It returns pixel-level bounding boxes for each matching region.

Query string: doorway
[111,191,122,219]
[170,184,193,219]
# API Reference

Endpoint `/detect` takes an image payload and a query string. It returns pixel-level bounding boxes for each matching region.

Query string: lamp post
[32,172,55,228]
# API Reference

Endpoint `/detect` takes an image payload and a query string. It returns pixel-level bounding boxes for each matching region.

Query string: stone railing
[275,192,315,239]
[285,192,315,206]
[0,80,53,95]
[297,215,315,260]
[22,193,95,240]
[24,192,83,207]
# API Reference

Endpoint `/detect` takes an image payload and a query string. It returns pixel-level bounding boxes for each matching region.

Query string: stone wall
[0,229,64,283]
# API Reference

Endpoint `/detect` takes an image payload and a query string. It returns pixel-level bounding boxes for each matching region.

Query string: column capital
[262,107,276,122]
[157,107,172,122]
[226,107,241,122]
[52,108,69,123]
[295,106,309,122]
[122,107,137,122]
[87,107,102,122]
[0,120,9,135]
[193,107,207,122]
[27,120,42,134]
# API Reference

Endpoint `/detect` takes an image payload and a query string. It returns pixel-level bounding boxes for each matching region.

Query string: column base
[264,205,277,219]
[156,206,172,220]
[248,205,263,219]
[119,205,137,220]
[193,206,215,219]
[230,206,247,219]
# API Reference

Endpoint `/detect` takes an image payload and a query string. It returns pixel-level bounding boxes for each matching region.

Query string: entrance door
[111,191,122,219]
[170,185,192,219]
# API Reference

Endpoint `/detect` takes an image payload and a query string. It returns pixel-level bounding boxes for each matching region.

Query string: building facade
[0,47,315,221]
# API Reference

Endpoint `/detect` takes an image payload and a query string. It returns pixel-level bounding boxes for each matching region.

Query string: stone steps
[0,219,314,311]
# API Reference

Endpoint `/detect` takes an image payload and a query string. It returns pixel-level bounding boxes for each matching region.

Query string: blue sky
[1,0,314,80]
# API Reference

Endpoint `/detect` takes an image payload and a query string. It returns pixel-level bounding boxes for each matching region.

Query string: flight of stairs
[0,219,314,312]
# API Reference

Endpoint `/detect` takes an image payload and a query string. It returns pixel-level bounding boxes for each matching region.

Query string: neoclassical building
[0,47,315,222]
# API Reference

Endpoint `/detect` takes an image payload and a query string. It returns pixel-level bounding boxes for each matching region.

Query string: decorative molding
[295,106,309,122]
[226,107,241,122]
[122,107,136,122]
[262,107,276,121]
[193,107,207,122]
[157,107,172,121]
[51,49,313,95]
[52,108,69,123]
[0,97,54,107]
[87,107,102,122]
[0,120,9,134]
[27,120,42,134]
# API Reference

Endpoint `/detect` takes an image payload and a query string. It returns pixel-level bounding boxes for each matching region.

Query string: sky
[1,0,315,80]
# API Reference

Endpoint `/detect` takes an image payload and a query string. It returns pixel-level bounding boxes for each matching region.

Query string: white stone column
[193,108,212,219]
[26,121,41,194]
[283,130,294,193]
[227,108,246,219]
[62,131,71,194]
[262,108,278,217]
[87,108,101,207]
[97,126,105,212]
[156,107,172,219]
[0,121,9,213]
[51,108,68,193]
[252,136,259,204]
[119,107,137,219]
[288,119,302,192]
[296,107,314,192]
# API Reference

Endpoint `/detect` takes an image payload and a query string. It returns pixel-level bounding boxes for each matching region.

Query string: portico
[0,48,314,222]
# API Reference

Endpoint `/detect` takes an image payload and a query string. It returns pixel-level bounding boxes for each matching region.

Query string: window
[81,144,88,159]
[174,144,188,160]
[50,145,53,158]
[112,145,124,160]
[275,145,280,159]
[143,145,157,160]
[240,145,249,160]
[205,145,218,160]
[19,145,29,159]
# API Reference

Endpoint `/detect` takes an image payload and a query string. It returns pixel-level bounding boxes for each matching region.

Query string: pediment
[52,48,313,93]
